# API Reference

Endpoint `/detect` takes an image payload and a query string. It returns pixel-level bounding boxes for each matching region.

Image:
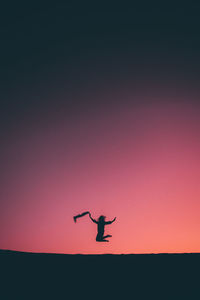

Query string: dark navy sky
[1,4,200,124]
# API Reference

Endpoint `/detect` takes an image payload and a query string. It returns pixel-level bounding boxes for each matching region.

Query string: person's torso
[97,222,105,235]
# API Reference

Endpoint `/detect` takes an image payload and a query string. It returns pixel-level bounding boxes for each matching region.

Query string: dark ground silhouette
[1,250,200,299]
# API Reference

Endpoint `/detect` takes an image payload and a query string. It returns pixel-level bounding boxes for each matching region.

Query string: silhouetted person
[89,213,116,242]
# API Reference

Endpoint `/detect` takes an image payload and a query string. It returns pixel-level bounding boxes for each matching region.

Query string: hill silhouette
[1,250,199,299]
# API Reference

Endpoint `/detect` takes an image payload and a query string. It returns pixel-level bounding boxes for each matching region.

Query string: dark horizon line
[1,249,200,256]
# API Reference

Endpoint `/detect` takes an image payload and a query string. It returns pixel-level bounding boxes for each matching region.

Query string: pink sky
[1,90,200,254]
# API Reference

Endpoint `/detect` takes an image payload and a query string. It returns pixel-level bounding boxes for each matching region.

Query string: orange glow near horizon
[1,94,200,254]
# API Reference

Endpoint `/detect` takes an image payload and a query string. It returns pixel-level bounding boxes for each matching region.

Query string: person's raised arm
[105,217,116,225]
[89,213,98,224]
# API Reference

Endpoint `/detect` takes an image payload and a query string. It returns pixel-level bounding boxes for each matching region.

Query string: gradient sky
[1,5,200,253]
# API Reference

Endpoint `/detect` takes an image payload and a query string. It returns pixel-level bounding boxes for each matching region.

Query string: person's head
[98,215,106,222]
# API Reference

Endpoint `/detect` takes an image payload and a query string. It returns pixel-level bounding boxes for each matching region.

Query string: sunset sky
[1,4,200,254]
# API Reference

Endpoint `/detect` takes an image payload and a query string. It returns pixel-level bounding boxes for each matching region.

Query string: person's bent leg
[96,235,109,242]
[103,235,112,239]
